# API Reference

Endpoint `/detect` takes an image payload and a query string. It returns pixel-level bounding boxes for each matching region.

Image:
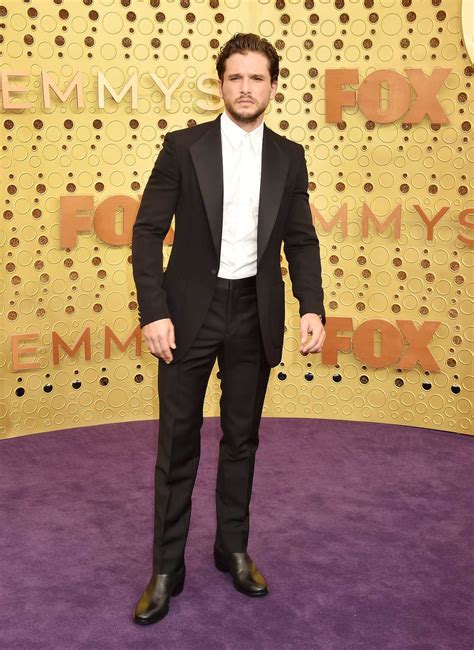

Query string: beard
[225,99,267,125]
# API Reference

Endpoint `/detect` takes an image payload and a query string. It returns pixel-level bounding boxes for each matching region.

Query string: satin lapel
[189,115,223,261]
[189,115,290,266]
[257,125,290,265]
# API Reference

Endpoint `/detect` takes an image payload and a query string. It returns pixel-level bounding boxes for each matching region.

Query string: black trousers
[152,275,271,573]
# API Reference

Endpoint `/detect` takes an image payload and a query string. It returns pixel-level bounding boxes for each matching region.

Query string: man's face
[218,51,278,125]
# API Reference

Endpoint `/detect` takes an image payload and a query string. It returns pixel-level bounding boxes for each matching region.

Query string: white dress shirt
[217,109,264,279]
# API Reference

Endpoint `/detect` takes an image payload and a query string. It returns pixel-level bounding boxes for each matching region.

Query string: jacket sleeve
[131,132,180,327]
[283,144,326,324]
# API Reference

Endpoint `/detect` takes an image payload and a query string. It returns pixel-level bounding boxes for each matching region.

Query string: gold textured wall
[1,0,472,439]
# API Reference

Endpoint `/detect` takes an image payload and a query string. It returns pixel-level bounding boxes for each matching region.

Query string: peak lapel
[257,125,290,265]
[189,115,223,262]
[189,114,290,267]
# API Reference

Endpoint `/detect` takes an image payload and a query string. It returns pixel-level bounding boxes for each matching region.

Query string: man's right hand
[142,318,176,364]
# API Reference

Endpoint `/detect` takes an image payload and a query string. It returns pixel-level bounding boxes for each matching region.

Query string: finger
[144,332,159,354]
[308,338,324,353]
[300,319,310,337]
[301,331,318,354]
[148,338,162,358]
[168,324,176,350]
[300,326,309,348]
[309,331,326,353]
[158,334,173,363]
[303,325,325,353]
[145,340,157,357]
[145,331,165,357]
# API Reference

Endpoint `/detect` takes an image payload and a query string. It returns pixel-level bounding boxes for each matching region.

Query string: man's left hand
[300,313,326,355]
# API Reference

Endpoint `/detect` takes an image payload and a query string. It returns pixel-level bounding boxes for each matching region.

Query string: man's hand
[142,318,176,363]
[300,313,325,355]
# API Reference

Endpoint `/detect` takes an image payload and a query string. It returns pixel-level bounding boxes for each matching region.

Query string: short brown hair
[216,33,279,83]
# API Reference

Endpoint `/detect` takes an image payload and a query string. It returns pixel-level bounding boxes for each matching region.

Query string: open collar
[220,109,264,155]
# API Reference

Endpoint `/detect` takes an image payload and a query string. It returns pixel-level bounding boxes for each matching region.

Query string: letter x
[404,69,451,124]
[396,320,441,371]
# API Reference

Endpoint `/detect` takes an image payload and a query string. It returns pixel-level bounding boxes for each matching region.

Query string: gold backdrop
[1,0,473,439]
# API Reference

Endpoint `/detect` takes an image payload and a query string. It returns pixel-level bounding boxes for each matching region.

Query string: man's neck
[224,109,263,133]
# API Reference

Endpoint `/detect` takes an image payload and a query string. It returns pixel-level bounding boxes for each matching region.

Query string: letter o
[352,319,403,368]
[359,70,411,123]
[94,195,139,246]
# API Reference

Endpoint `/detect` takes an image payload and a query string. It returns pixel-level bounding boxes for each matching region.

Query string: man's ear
[270,81,278,99]
[217,78,223,99]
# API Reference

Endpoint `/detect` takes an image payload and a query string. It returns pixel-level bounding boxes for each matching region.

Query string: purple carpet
[0,418,472,649]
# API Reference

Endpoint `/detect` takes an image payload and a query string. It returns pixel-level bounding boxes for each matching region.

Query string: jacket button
[211,268,217,275]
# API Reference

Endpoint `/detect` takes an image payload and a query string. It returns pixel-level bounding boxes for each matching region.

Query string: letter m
[104,326,141,358]
[311,204,348,237]
[362,204,401,238]
[52,328,91,364]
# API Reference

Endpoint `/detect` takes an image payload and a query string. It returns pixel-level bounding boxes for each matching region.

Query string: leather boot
[214,546,268,597]
[133,565,185,625]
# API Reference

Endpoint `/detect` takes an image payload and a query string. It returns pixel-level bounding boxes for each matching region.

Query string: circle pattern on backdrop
[1,0,472,437]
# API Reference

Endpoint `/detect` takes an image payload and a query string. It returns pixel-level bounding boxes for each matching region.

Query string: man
[131,33,326,625]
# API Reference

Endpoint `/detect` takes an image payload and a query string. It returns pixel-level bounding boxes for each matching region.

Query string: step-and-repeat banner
[1,0,473,438]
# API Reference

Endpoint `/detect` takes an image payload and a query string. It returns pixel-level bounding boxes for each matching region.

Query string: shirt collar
[221,109,264,155]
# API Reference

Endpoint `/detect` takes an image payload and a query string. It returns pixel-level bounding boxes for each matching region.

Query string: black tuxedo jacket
[131,113,325,368]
